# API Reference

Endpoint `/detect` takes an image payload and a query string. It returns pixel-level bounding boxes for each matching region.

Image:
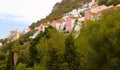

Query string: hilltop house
[116,4,120,7]
[51,19,65,31]
[82,0,95,8]
[84,5,108,22]
[22,28,30,34]
[7,30,20,42]
[90,5,107,13]
[84,10,102,23]
[51,20,57,28]
[89,0,95,8]
[56,19,65,31]
[65,16,81,32]
[73,17,84,34]
[30,23,49,38]
[39,23,49,32]
[59,20,66,32]
[69,9,79,17]
[0,42,2,46]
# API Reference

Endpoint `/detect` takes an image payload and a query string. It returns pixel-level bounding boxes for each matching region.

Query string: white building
[7,30,20,42]
[116,4,120,7]
[29,31,40,39]
[90,5,107,13]
[74,17,84,31]
[0,42,2,46]
[89,0,95,7]
[22,28,30,34]
[59,21,66,32]
[69,9,79,17]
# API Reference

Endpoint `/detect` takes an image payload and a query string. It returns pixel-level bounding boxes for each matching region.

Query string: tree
[16,63,26,70]
[45,39,63,70]
[6,48,14,70]
[0,52,6,70]
[80,8,120,70]
[64,34,80,70]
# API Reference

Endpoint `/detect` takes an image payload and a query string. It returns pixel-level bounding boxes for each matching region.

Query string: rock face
[52,3,60,12]
[51,0,68,12]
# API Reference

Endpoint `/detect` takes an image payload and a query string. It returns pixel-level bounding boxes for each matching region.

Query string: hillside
[98,0,120,6]
[29,0,120,29]
[0,6,120,70]
[0,0,120,70]
[29,0,91,29]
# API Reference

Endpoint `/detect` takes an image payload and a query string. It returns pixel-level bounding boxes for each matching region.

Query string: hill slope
[29,0,91,29]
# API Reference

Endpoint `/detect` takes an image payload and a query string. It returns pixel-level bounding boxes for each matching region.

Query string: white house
[82,3,89,8]
[74,17,84,31]
[90,5,107,13]
[69,9,79,17]
[78,17,84,21]
[30,23,49,39]
[22,28,30,34]
[89,0,95,8]
[29,31,40,39]
[59,20,66,32]
[116,4,120,7]
[7,30,20,42]
[62,13,70,20]
[0,42,2,46]
[55,19,63,30]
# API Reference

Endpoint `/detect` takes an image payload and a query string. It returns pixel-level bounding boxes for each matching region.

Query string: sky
[0,0,61,39]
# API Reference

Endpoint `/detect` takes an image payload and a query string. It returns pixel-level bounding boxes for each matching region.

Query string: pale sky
[0,0,61,39]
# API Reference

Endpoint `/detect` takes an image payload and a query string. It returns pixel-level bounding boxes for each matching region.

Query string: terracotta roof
[100,6,116,12]
[92,5,107,9]
[90,12,98,15]
[85,11,98,15]
[70,16,82,19]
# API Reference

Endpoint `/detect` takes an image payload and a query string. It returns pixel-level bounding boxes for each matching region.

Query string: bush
[16,63,26,70]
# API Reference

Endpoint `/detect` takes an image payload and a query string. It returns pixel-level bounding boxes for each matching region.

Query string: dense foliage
[29,7,120,70]
[0,2,120,70]
[98,0,120,6]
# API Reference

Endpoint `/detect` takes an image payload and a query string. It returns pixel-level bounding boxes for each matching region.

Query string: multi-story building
[65,16,81,32]
[0,42,2,46]
[7,30,20,42]
[22,28,30,34]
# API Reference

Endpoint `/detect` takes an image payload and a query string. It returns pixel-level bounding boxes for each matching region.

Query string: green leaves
[16,63,26,70]
[78,8,120,70]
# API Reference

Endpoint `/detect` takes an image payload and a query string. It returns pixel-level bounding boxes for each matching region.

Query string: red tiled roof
[90,12,98,15]
[100,6,116,12]
[70,16,82,19]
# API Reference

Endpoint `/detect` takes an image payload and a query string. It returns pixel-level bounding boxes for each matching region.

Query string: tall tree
[64,34,80,70]
[6,48,14,70]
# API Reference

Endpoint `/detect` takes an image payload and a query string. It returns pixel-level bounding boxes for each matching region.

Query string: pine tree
[45,39,63,70]
[64,34,80,70]
[6,48,14,70]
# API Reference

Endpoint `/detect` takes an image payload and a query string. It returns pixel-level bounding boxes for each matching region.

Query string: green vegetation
[98,0,120,6]
[16,63,26,70]
[28,8,120,70]
[0,1,120,70]
[77,7,120,70]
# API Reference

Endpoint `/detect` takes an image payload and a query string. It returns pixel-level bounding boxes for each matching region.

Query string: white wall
[0,43,3,46]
